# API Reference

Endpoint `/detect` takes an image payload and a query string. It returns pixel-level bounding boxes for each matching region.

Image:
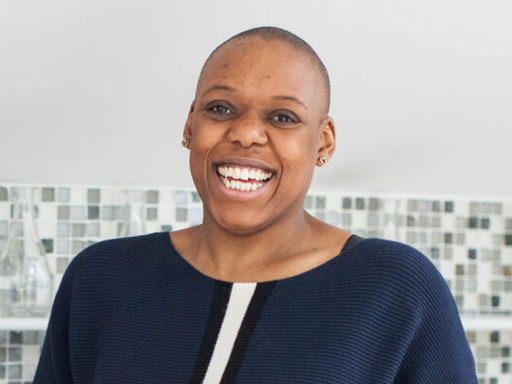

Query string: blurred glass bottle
[0,187,53,317]
[117,189,148,237]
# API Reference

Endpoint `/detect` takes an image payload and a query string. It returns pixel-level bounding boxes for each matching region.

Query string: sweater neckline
[160,231,366,285]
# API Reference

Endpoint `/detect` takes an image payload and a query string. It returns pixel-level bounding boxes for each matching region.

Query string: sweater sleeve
[33,250,83,383]
[393,245,478,383]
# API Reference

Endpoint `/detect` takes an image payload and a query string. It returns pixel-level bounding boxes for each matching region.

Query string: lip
[213,157,276,174]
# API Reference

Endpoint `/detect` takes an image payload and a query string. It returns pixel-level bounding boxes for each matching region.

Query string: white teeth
[220,176,264,192]
[217,166,272,181]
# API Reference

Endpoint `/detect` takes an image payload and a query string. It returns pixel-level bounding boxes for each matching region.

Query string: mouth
[216,164,274,192]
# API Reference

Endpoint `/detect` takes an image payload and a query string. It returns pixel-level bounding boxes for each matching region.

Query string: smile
[216,165,273,192]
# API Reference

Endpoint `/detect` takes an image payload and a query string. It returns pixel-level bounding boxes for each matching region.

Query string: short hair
[200,26,331,114]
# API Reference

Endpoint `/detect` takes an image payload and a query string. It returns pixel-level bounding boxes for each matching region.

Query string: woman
[34,27,477,383]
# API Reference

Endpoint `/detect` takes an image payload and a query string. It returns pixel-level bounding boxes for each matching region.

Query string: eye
[269,110,300,127]
[272,114,295,123]
[209,105,232,114]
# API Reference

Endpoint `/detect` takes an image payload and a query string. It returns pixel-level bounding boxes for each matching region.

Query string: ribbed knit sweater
[34,231,477,383]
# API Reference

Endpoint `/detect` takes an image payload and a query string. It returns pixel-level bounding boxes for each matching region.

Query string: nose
[226,112,268,148]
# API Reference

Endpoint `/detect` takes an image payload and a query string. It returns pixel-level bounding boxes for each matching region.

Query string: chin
[212,210,270,236]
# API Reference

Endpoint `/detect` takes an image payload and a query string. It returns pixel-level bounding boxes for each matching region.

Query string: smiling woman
[33,27,478,383]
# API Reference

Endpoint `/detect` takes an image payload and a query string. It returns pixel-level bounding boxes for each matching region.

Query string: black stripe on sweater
[189,281,233,384]
[220,281,276,383]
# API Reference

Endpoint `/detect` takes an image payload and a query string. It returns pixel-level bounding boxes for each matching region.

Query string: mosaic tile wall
[0,184,511,383]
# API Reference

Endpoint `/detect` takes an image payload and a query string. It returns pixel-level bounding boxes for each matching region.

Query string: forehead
[196,37,322,105]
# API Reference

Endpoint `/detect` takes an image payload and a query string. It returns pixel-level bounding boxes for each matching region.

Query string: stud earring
[181,138,190,148]
[317,156,327,166]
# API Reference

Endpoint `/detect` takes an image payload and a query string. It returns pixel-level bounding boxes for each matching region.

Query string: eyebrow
[271,95,308,110]
[203,84,237,95]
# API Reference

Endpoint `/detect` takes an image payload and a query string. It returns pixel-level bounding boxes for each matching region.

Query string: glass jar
[0,187,54,317]
[117,189,148,237]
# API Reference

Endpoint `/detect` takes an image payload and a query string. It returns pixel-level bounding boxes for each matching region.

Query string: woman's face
[184,37,335,235]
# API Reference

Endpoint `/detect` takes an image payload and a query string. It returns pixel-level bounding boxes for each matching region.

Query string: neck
[191,209,314,282]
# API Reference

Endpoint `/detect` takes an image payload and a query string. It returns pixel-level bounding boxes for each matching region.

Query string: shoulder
[346,237,451,304]
[62,232,169,282]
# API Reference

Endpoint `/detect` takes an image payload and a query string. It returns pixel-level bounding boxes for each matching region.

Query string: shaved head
[199,26,331,115]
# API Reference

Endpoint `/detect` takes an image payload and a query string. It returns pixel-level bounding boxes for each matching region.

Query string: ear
[183,101,195,145]
[317,116,336,162]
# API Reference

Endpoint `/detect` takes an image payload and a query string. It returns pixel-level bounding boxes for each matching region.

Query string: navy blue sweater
[34,232,477,383]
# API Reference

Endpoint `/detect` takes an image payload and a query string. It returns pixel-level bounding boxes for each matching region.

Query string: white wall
[1,0,511,198]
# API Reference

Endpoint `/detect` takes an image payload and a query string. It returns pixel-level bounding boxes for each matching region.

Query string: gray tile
[175,191,188,205]
[8,347,22,362]
[417,200,430,212]
[57,223,69,237]
[315,211,325,221]
[0,347,5,361]
[481,203,493,215]
[0,187,8,201]
[56,240,69,254]
[341,213,352,227]
[72,240,86,254]
[9,332,22,344]
[56,258,69,274]
[176,208,188,222]
[85,223,100,237]
[467,280,478,292]
[431,232,442,244]
[355,198,365,210]
[470,202,480,215]
[0,331,6,344]
[406,231,417,243]
[147,190,159,204]
[161,224,173,232]
[315,196,326,209]
[70,206,86,220]
[8,364,22,379]
[102,206,115,220]
[87,189,101,203]
[57,187,70,202]
[88,206,100,220]
[191,191,201,202]
[42,239,53,253]
[72,224,85,237]
[115,206,130,221]
[418,216,429,228]
[147,207,158,221]
[368,198,380,211]
[57,206,69,220]
[506,218,512,231]
[342,197,351,210]
[22,331,38,345]
[41,187,55,202]
[303,196,312,209]
[368,213,379,227]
